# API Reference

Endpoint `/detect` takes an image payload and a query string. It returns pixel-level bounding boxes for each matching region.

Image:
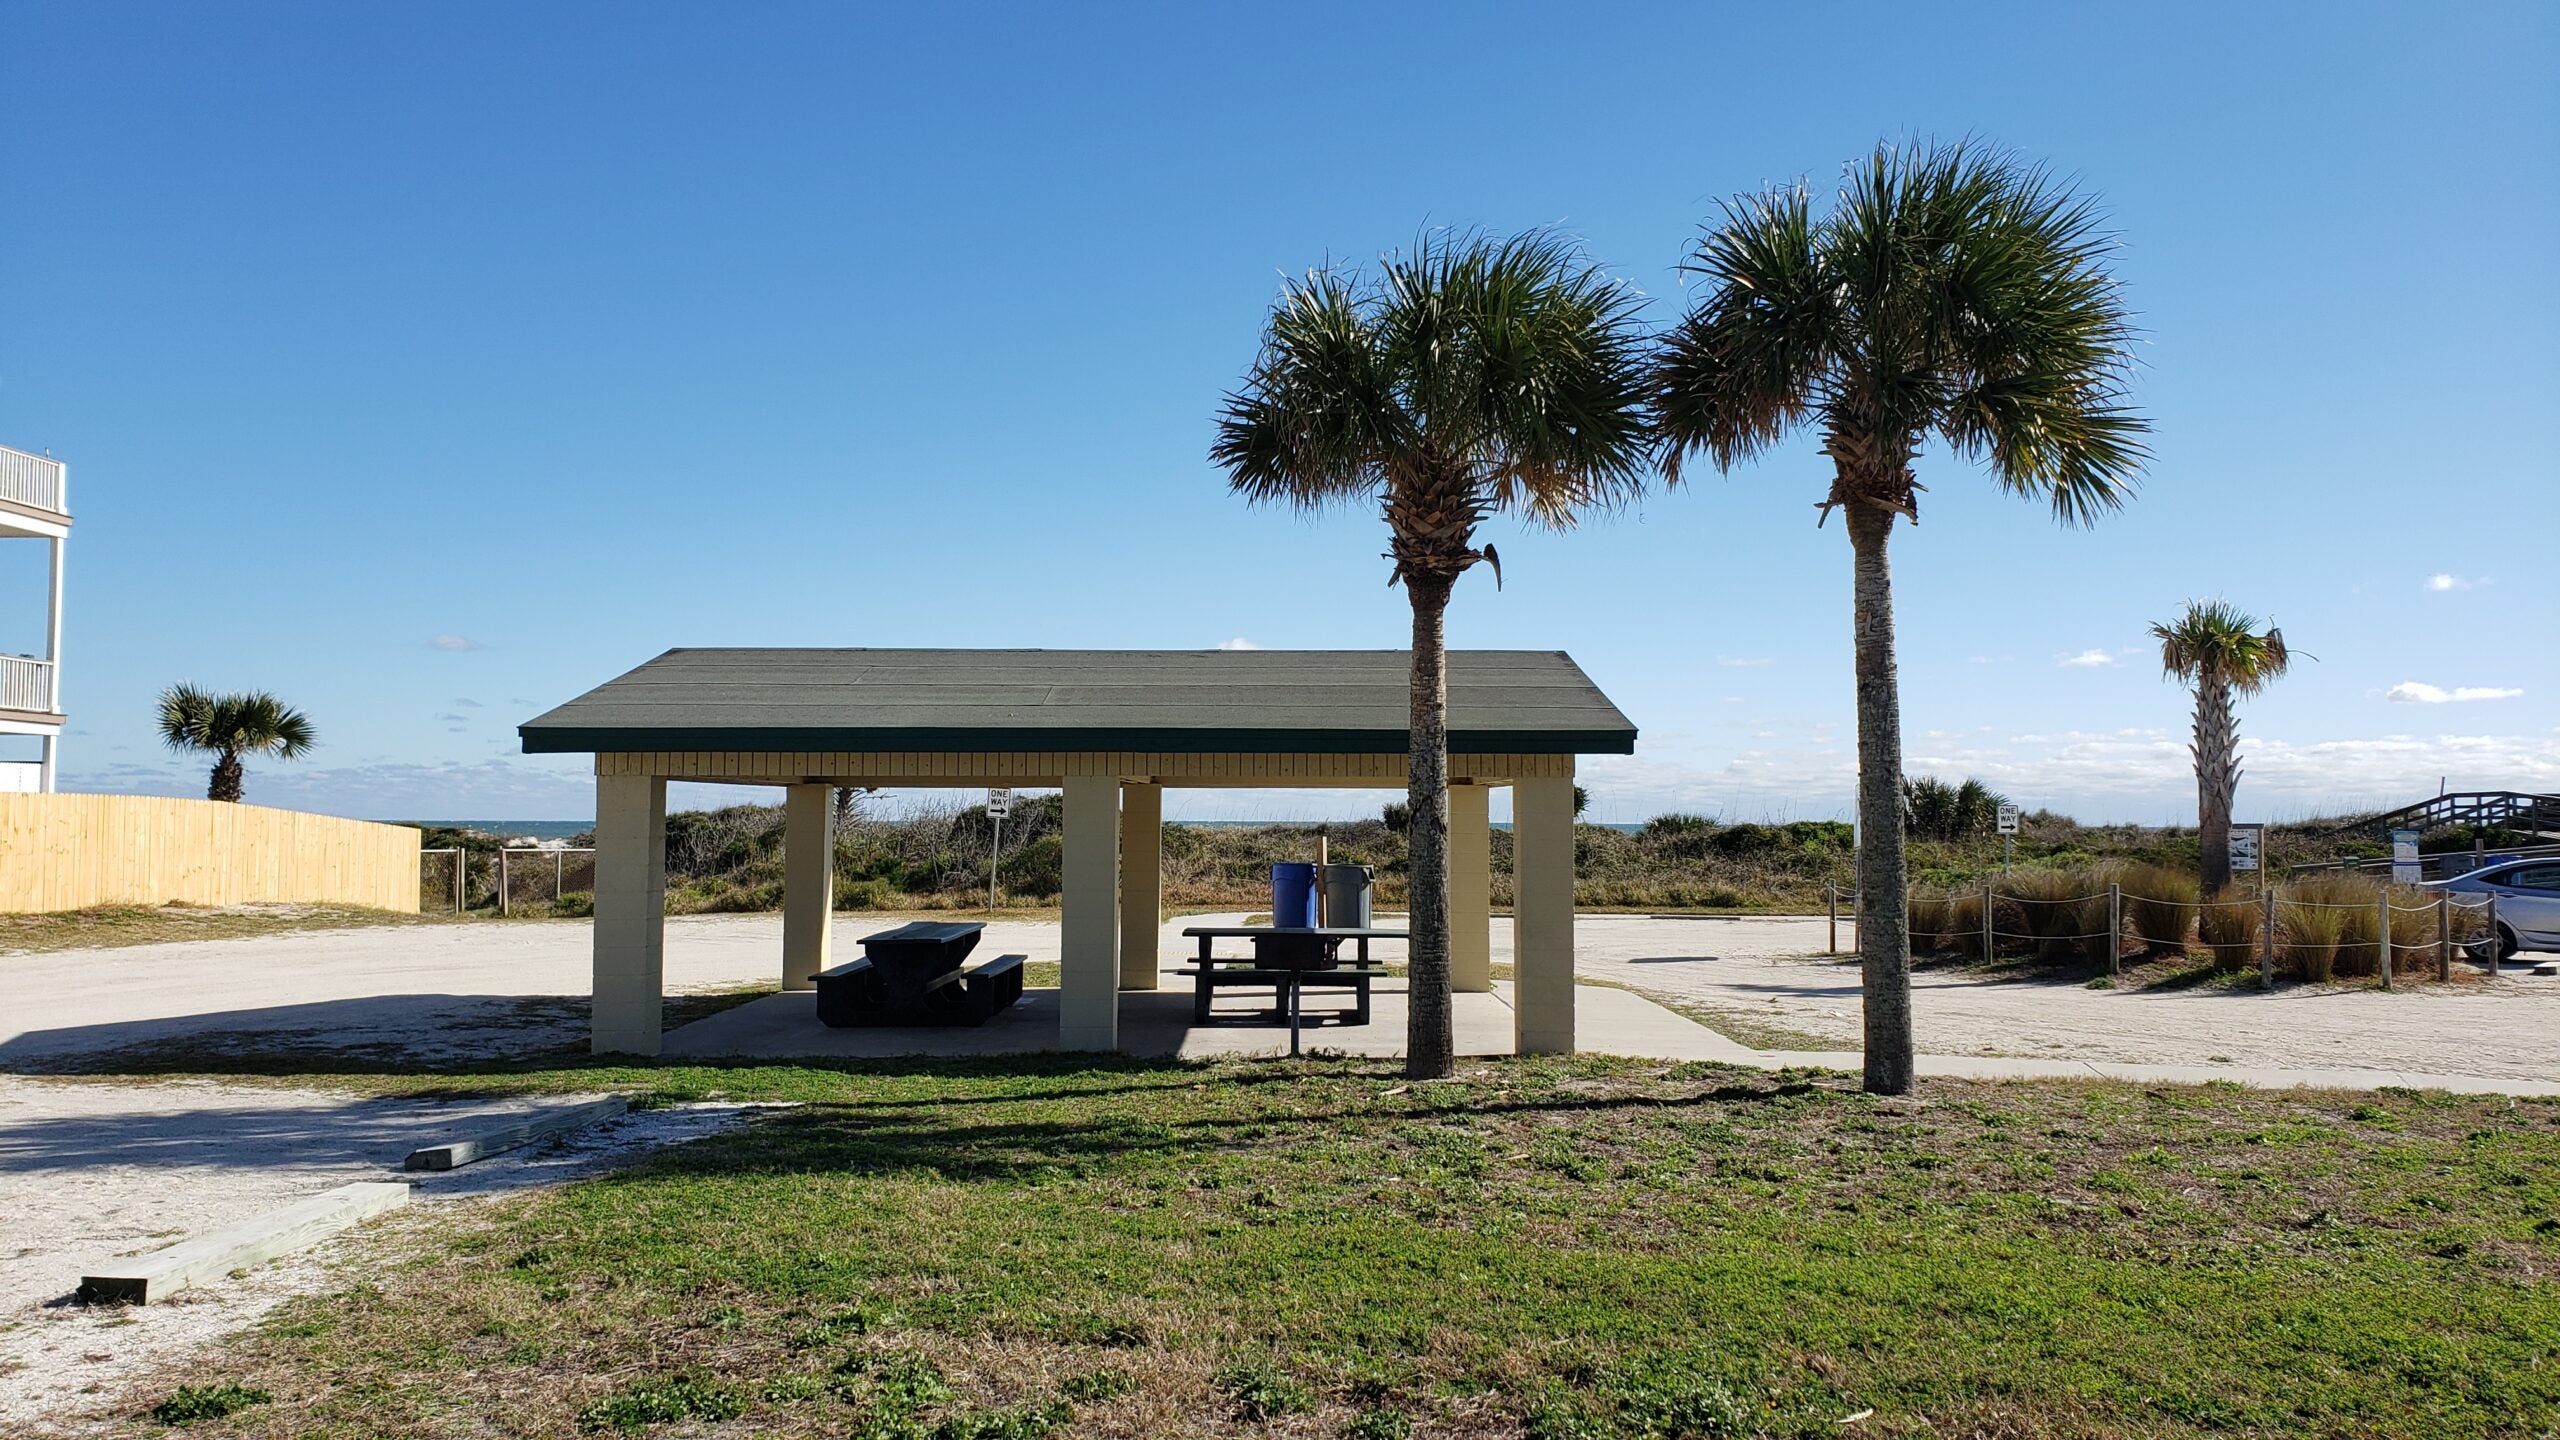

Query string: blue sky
[2,1,2552,825]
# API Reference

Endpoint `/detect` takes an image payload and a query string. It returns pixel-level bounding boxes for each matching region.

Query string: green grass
[151,1055,2558,1438]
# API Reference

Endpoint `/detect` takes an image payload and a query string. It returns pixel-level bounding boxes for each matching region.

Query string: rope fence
[1826,879,2499,990]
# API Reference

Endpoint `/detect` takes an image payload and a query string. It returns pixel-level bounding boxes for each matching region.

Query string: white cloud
[2057,649,2118,669]
[1576,727,2560,827]
[1715,655,1774,668]
[1215,637,1260,651]
[426,634,483,652]
[2386,682,2523,704]
[2423,573,2487,593]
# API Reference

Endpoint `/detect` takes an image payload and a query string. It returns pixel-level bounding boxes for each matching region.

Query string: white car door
[2497,863,2560,947]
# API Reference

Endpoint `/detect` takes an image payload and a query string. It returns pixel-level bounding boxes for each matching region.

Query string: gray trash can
[1322,863,1375,929]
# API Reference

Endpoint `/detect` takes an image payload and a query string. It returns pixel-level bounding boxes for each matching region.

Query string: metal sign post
[985,787,1013,913]
[1996,802,2020,874]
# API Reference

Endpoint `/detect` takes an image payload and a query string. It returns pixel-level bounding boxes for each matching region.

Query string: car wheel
[2496,924,2520,963]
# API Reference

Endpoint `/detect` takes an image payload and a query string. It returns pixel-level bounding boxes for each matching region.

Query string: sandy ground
[5,910,2552,1078]
[0,1077,759,1434]
[1544,916,2560,1082]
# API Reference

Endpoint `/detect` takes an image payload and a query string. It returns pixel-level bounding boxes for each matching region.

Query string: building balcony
[0,446,69,532]
[0,655,57,717]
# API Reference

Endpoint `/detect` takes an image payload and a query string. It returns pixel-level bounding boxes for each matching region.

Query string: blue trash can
[1271,863,1319,928]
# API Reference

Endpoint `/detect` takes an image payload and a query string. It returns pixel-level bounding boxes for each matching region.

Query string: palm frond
[1211,227,1655,570]
[1657,139,2148,526]
[2151,600,2293,692]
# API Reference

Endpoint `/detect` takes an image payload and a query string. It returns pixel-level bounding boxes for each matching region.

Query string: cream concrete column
[592,772,668,1055]
[1511,773,1577,1055]
[1119,781,1162,990]
[781,782,835,991]
[1059,774,1121,1050]
[1449,782,1493,993]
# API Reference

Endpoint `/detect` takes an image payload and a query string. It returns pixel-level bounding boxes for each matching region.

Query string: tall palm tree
[1212,230,1653,1079]
[2152,601,2291,891]
[156,684,316,802]
[1653,142,2147,1094]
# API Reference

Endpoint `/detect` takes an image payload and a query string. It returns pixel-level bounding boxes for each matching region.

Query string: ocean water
[414,819,596,841]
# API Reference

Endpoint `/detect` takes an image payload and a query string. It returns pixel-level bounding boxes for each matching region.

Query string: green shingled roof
[519,649,1636,756]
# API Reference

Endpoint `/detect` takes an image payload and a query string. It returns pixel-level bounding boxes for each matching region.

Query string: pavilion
[519,648,1637,1056]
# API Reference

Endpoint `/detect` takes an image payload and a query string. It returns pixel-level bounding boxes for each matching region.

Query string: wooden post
[498,848,510,917]
[2484,895,2500,976]
[555,849,565,903]
[2436,892,2452,982]
[2108,884,2122,978]
[1827,882,1838,955]
[1981,878,1995,959]
[452,850,464,914]
[2260,886,2276,990]
[2378,891,2394,990]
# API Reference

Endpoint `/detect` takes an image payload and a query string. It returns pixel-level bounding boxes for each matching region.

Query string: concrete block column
[1449,782,1492,993]
[592,772,668,1056]
[1119,782,1162,989]
[1511,774,1577,1055]
[781,783,835,991]
[1059,774,1121,1050]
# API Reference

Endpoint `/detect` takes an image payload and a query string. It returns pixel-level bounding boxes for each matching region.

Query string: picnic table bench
[815,921,1026,1027]
[1176,925,1404,1055]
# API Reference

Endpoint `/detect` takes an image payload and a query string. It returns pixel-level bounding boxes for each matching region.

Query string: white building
[0,444,67,792]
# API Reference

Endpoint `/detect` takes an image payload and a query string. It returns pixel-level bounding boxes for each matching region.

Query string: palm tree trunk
[208,752,245,803]
[1844,505,1914,1095]
[1404,574,1455,1080]
[2194,677,2237,892]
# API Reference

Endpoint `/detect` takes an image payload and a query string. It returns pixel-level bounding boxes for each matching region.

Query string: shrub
[835,876,894,910]
[1907,894,1954,953]
[1380,800,1410,831]
[2111,862,2199,956]
[2199,889,2261,972]
[1941,890,1988,959]
[999,834,1064,897]
[2287,873,2393,977]
[2001,868,2108,962]
[2279,899,2344,983]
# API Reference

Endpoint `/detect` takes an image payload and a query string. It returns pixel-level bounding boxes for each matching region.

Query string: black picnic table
[814,921,1026,1027]
[1177,925,1405,1056]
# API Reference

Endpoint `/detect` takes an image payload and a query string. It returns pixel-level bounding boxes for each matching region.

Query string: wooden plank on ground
[402,1096,629,1172]
[78,1181,411,1305]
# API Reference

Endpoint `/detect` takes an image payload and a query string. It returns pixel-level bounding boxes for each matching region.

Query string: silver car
[2431,859,2560,961]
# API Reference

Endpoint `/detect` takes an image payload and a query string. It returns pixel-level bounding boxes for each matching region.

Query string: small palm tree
[2152,601,2291,891]
[1653,142,2147,1094]
[156,684,316,802]
[1212,230,1653,1079]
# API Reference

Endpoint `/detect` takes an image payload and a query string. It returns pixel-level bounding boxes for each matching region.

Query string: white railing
[0,761,40,793]
[0,446,67,514]
[0,655,56,713]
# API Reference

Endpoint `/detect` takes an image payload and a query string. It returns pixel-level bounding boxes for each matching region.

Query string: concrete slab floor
[659,979,1750,1064]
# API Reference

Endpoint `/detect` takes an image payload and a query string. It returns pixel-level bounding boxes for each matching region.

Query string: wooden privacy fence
[0,793,421,913]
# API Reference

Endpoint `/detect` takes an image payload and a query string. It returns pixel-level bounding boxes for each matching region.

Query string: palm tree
[2152,601,2291,891]
[156,684,316,802]
[1211,230,1653,1079]
[1653,142,2147,1094]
